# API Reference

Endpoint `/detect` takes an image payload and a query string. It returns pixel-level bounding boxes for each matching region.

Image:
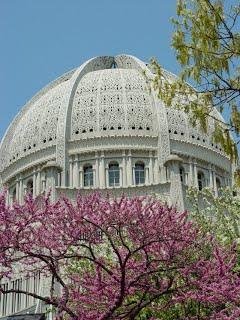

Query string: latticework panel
[71,68,155,139]
[7,81,68,165]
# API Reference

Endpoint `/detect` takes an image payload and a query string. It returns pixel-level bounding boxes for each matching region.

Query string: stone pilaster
[126,150,132,186]
[193,160,198,188]
[73,155,79,188]
[99,151,105,188]
[149,151,154,184]
[208,164,213,189]
[95,152,99,188]
[169,161,184,211]
[69,156,73,187]
[153,152,159,184]
[122,150,127,187]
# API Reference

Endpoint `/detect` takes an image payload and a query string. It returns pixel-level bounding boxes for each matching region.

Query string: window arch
[179,166,185,184]
[109,162,120,187]
[197,171,205,191]
[26,179,33,194]
[135,162,145,185]
[84,165,93,187]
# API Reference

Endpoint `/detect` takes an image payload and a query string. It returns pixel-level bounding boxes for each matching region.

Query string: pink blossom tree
[0,191,239,319]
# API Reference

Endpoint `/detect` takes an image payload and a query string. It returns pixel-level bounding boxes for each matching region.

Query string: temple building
[0,54,233,317]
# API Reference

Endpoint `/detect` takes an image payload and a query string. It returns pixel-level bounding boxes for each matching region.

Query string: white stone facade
[0,54,233,317]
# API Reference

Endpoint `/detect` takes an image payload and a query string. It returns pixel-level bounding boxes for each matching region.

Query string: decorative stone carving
[0,54,234,318]
[71,68,156,140]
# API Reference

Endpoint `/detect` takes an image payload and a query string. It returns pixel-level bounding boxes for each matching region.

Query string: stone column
[153,153,159,184]
[79,164,83,188]
[69,156,73,187]
[58,172,61,187]
[36,167,41,195]
[122,150,127,187]
[188,158,194,186]
[95,152,99,188]
[132,166,135,185]
[73,155,79,188]
[149,151,154,184]
[105,166,109,188]
[16,178,19,201]
[168,160,184,211]
[99,151,105,188]
[6,283,11,315]
[23,181,27,198]
[41,171,46,193]
[9,194,13,206]
[193,160,198,188]
[33,170,37,197]
[160,165,167,183]
[145,167,150,185]
[53,168,58,201]
[19,176,23,204]
[46,169,51,191]
[208,164,213,189]
[212,166,217,194]
[119,166,123,187]
[29,276,33,306]
[126,150,132,186]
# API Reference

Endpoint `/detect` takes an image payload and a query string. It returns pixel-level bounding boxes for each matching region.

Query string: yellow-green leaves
[151,0,240,161]
[187,186,240,247]
[231,105,240,135]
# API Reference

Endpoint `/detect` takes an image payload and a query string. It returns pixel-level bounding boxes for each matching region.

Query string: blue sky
[0,0,179,140]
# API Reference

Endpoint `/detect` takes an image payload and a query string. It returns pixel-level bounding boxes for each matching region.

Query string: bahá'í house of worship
[0,55,234,317]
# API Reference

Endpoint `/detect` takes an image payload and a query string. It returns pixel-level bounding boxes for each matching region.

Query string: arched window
[109,162,120,187]
[197,171,205,191]
[84,165,93,187]
[135,162,145,185]
[26,179,33,194]
[179,166,185,184]
[13,187,16,202]
[216,177,221,194]
[216,177,221,189]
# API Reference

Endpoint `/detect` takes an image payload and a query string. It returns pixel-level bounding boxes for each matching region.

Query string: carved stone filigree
[71,68,156,140]
[0,54,234,318]
[0,54,232,196]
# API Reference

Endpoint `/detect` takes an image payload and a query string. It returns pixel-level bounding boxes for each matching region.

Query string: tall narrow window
[216,177,221,189]
[109,163,120,187]
[27,179,33,194]
[84,165,93,187]
[197,171,205,191]
[13,187,16,202]
[216,177,221,194]
[179,167,185,184]
[135,162,145,185]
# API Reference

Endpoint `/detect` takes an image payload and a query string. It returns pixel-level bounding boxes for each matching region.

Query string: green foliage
[187,186,240,247]
[151,0,240,160]
[234,167,240,187]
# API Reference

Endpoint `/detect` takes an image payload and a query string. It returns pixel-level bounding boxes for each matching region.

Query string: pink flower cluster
[0,192,239,319]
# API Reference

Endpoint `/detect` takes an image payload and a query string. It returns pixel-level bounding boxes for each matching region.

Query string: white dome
[0,54,234,319]
[0,54,230,183]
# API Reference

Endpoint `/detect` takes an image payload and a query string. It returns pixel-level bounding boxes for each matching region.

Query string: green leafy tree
[187,186,240,248]
[151,0,240,160]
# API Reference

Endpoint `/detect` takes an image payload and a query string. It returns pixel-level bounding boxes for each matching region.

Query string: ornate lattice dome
[0,54,234,319]
[0,54,229,184]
